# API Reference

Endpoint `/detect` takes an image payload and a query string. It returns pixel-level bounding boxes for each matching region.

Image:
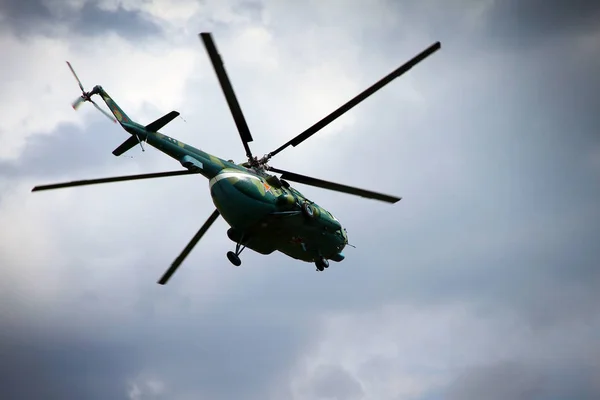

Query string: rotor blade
[270,167,401,203]
[90,99,117,123]
[268,41,441,159]
[158,209,221,285]
[199,32,254,160]
[72,96,85,110]
[32,170,201,192]
[66,61,85,92]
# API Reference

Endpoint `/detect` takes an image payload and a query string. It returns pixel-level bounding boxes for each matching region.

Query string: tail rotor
[71,95,86,110]
[66,61,117,123]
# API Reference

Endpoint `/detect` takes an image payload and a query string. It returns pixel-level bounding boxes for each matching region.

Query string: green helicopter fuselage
[98,86,348,263]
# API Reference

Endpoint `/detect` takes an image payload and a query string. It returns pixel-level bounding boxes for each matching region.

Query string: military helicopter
[32,33,441,284]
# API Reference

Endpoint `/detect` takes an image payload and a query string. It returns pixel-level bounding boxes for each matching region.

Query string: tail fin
[111,110,181,156]
[91,86,183,157]
[92,85,133,125]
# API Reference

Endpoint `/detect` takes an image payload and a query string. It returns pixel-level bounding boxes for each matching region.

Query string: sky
[0,0,599,399]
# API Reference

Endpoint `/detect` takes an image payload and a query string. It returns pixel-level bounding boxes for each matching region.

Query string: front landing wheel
[227,251,242,266]
[315,257,329,271]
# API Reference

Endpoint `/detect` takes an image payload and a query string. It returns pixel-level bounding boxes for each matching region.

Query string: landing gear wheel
[301,202,316,219]
[227,236,247,267]
[227,251,241,266]
[315,257,329,271]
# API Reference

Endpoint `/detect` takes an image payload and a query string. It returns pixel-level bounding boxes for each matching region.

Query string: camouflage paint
[94,86,348,263]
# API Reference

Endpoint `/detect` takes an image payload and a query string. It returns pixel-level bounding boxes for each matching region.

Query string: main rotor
[199,33,441,170]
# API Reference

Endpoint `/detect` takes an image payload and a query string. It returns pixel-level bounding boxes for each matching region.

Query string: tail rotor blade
[66,61,85,92]
[72,96,85,110]
[90,99,117,123]
[157,209,221,285]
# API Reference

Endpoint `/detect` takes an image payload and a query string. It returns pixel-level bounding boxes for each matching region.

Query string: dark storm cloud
[446,361,600,400]
[0,0,162,39]
[0,279,316,400]
[190,0,600,371]
[0,0,52,23]
[0,118,172,207]
[483,0,600,48]
[357,1,600,61]
[234,4,599,398]
[326,4,600,398]
[0,329,135,400]
[0,120,153,189]
[133,311,314,400]
[321,41,600,322]
[2,1,600,399]
[73,2,162,39]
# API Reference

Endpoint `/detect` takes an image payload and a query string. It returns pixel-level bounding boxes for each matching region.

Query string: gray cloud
[1,1,599,400]
[74,2,162,39]
[0,0,52,25]
[0,329,135,400]
[128,312,314,400]
[0,252,317,400]
[483,0,600,48]
[0,122,121,181]
[380,1,600,51]
[231,0,264,21]
[305,364,364,400]
[446,361,600,400]
[0,0,162,39]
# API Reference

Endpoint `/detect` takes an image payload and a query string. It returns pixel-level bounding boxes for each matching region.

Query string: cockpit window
[326,210,338,221]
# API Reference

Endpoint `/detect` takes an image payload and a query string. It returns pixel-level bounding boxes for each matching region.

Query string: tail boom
[89,85,236,179]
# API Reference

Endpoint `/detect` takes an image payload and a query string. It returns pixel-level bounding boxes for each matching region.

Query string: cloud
[0,121,119,181]
[127,376,166,400]
[446,361,600,400]
[75,2,162,39]
[448,362,547,400]
[290,301,600,400]
[0,328,136,400]
[300,364,364,400]
[0,19,196,161]
[1,1,599,400]
[482,0,600,48]
[0,0,162,39]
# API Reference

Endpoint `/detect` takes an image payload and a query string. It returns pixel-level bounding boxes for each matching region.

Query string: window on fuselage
[320,207,338,221]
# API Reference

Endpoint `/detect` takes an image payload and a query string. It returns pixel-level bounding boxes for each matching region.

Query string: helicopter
[31,32,441,285]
